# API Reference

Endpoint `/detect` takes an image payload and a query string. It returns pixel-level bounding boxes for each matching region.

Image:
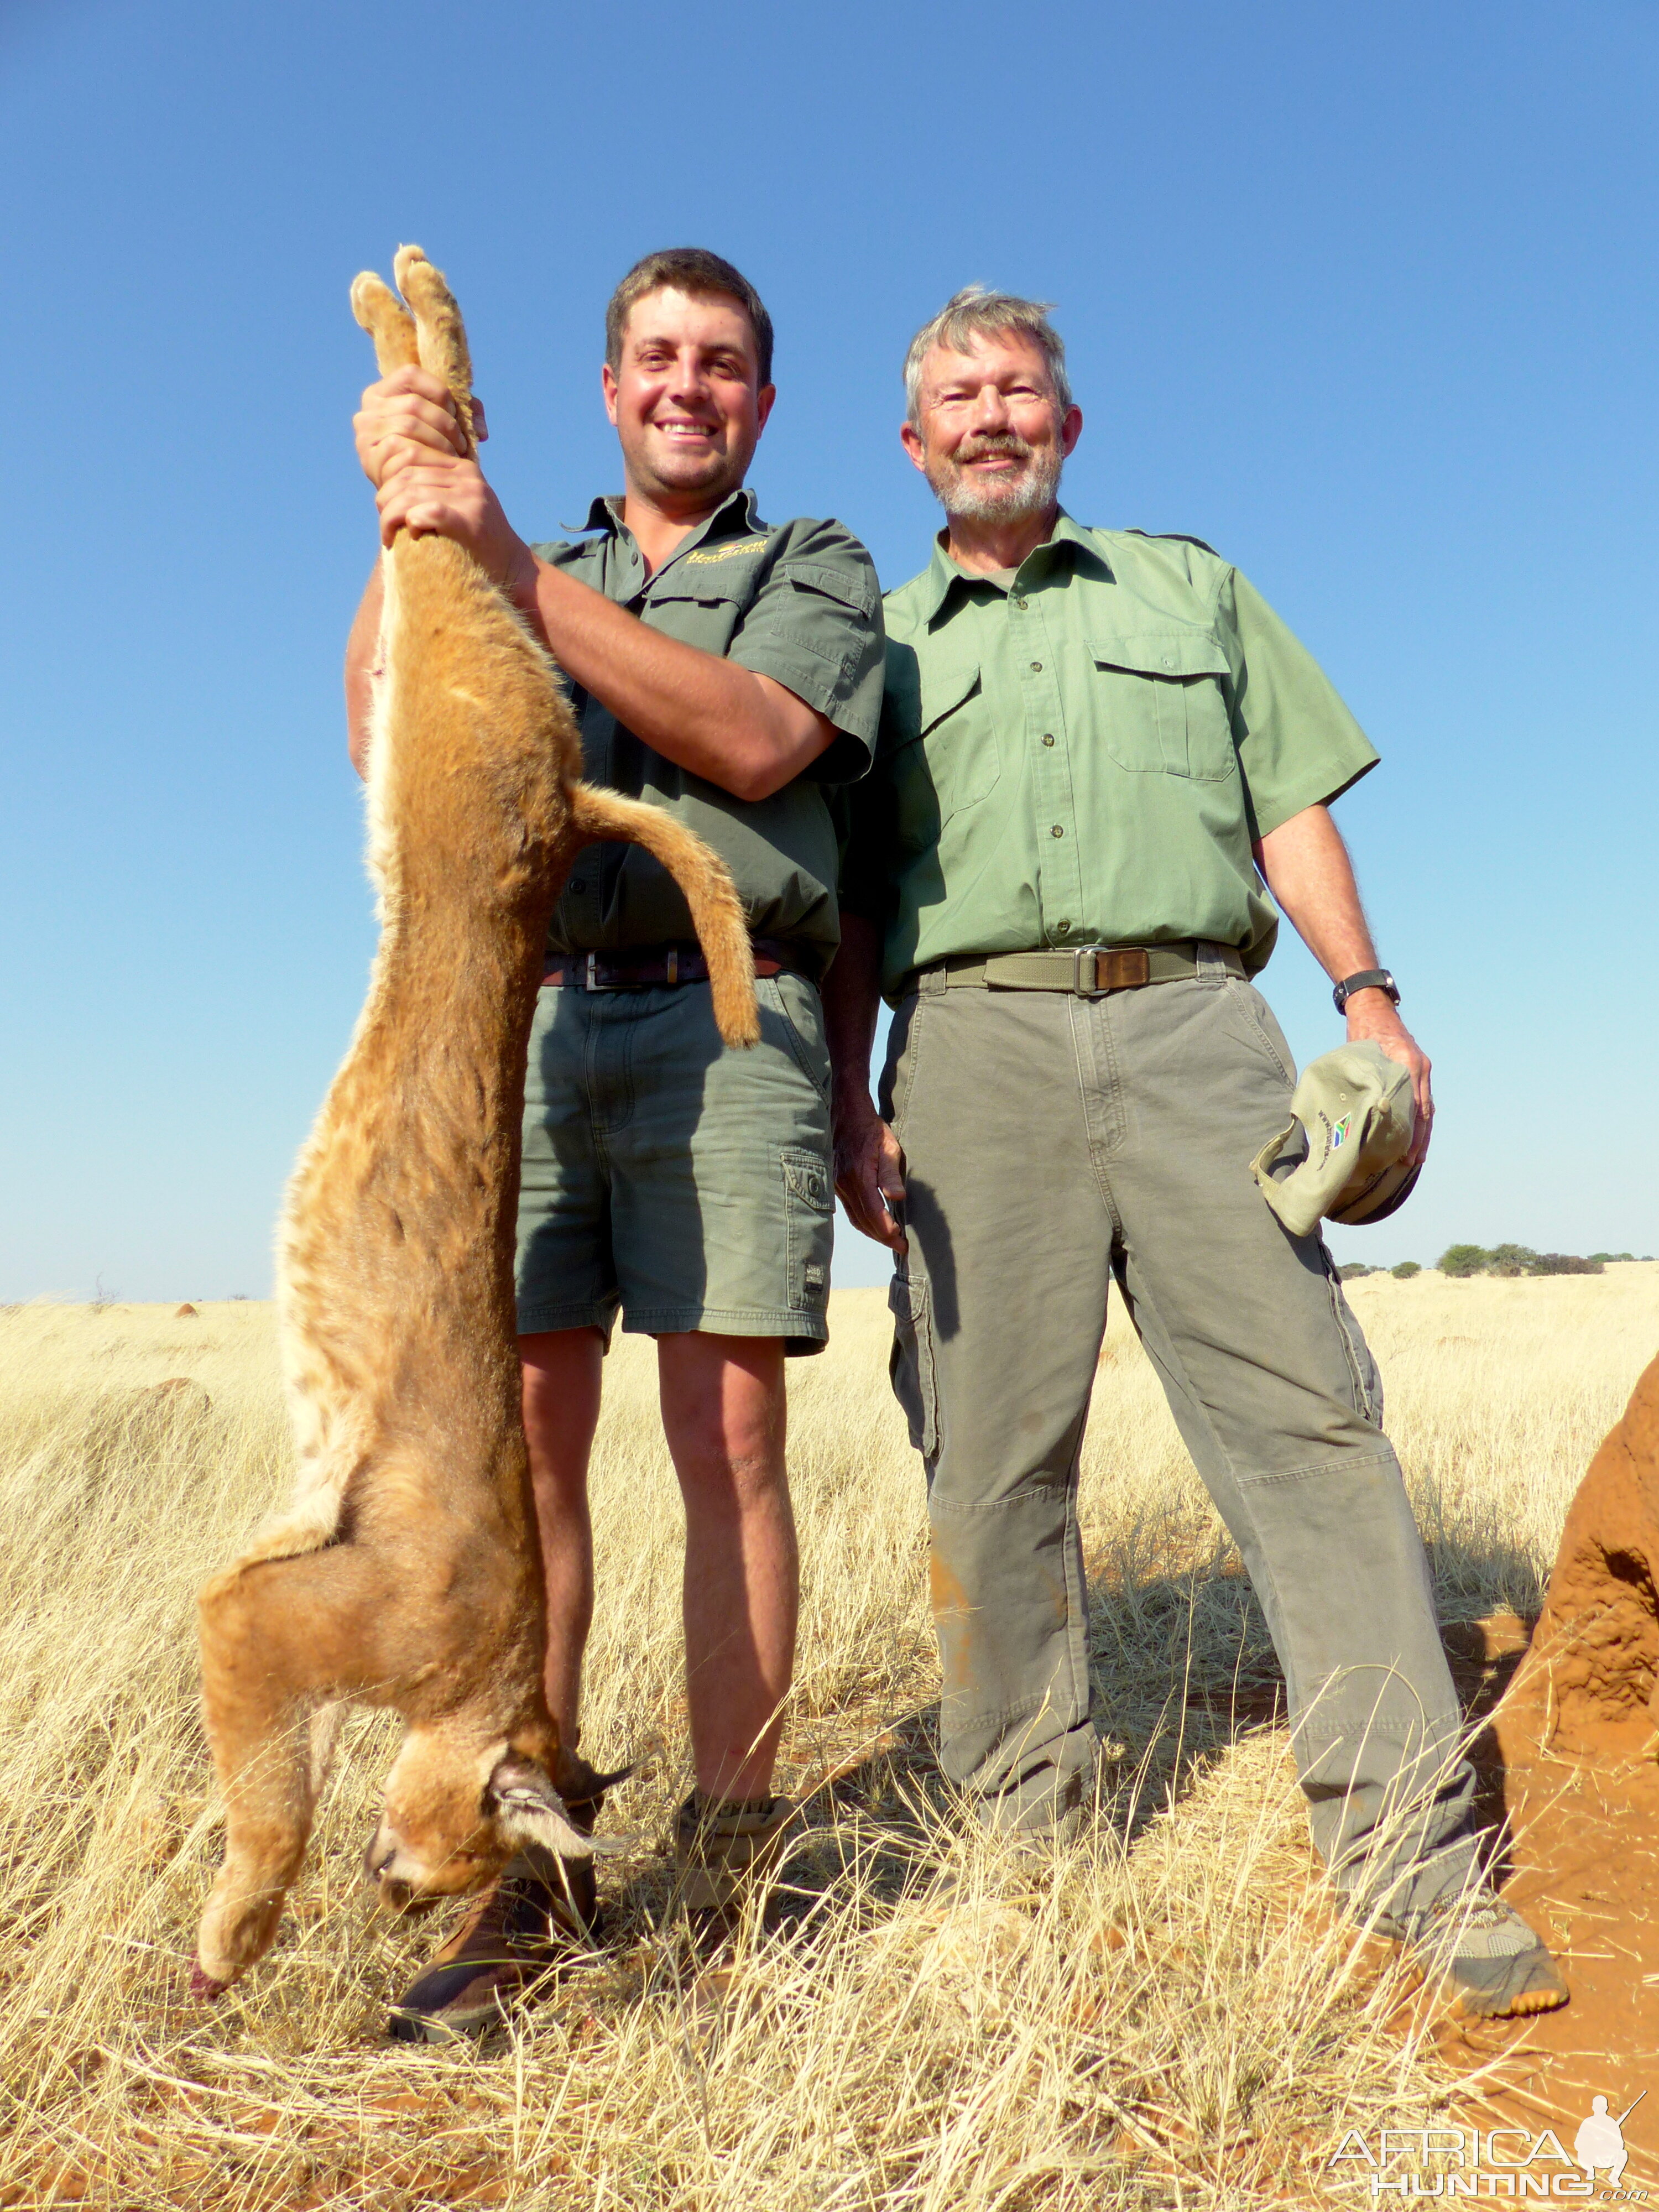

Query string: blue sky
[3,0,1655,1301]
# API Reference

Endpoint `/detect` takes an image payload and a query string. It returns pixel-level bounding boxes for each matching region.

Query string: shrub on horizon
[1486,1244,1540,1277]
[1438,1244,1489,1278]
[1533,1253,1604,1275]
[1391,1261,1422,1279]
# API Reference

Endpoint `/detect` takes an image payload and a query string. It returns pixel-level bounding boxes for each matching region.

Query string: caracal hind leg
[392,245,477,453]
[350,269,420,379]
[195,1545,388,1995]
[566,788,760,1047]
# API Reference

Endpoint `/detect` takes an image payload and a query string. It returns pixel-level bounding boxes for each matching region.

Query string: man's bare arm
[511,559,834,800]
[1254,801,1433,1161]
[350,365,835,801]
[822,912,906,1254]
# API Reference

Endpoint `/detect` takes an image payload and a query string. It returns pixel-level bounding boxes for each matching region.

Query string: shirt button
[1015,596,1029,610]
[1051,824,1065,838]
[1041,732,1056,747]
[1030,660,1043,672]
[1055,919,1070,932]
[571,879,587,893]
[1161,655,1174,669]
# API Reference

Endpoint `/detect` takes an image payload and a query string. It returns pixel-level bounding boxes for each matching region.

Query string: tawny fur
[193,247,759,1996]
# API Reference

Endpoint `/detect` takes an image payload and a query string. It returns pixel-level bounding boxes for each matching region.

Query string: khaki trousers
[882,947,1477,1915]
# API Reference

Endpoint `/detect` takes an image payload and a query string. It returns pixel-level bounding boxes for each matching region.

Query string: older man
[825,286,1566,2019]
[349,248,883,2036]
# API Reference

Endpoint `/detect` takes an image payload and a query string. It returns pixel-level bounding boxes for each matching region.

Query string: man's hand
[354,362,480,483]
[353,365,533,591]
[1254,803,1434,1168]
[834,1099,907,1256]
[1344,990,1434,1167]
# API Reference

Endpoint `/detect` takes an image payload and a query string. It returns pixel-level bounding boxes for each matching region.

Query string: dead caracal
[193,247,758,1996]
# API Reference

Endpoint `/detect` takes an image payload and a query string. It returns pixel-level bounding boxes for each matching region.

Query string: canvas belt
[918,940,1246,997]
[541,937,802,992]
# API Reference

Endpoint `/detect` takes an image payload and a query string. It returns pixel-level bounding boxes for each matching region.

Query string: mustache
[953,431,1036,463]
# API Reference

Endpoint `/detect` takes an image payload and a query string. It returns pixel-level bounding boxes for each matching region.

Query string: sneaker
[672,1793,801,1921]
[1383,1889,1570,2020]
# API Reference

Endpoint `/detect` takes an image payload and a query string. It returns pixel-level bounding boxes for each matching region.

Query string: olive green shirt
[534,487,884,979]
[841,513,1379,1000]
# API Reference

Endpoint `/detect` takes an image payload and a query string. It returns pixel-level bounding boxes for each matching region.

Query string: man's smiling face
[603,286,774,506]
[902,328,1081,524]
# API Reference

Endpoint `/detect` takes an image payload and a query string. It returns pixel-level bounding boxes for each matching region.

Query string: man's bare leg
[658,1333,797,1802]
[520,1327,606,1741]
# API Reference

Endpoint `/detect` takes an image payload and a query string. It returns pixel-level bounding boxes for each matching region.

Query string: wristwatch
[1332,968,1400,1014]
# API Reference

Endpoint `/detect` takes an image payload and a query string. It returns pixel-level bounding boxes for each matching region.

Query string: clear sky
[3,0,1655,1302]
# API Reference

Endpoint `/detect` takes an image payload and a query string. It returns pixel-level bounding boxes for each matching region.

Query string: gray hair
[902,286,1072,426]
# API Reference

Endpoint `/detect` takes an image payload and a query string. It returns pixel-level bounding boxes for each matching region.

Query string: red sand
[1441,1354,1659,2185]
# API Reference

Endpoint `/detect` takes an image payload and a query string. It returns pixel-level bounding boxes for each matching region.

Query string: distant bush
[1337,1264,1374,1281]
[1390,1261,1421,1279]
[1439,1244,1489,1278]
[1589,1252,1636,1265]
[1486,1243,1538,1277]
[1437,1243,1604,1279]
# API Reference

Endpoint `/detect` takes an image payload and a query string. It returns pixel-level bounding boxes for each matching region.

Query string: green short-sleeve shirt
[533,487,884,979]
[841,513,1378,1000]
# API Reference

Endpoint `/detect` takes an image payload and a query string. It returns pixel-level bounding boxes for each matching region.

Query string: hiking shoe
[385,1847,599,2043]
[672,1792,801,1921]
[387,1764,618,2043]
[1384,1890,1569,2019]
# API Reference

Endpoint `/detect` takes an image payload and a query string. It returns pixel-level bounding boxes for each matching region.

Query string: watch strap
[1333,968,1399,1013]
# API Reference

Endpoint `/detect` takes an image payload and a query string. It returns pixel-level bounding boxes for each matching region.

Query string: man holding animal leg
[348,248,883,2038]
[825,288,1568,2021]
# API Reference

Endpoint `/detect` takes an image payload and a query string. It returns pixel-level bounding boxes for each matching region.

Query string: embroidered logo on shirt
[683,539,767,565]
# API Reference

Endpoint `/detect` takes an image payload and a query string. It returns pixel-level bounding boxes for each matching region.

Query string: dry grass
[1,1267,1655,2209]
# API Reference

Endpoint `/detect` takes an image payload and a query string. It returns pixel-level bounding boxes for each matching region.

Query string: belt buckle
[1073,945,1110,997]
[1073,945,1150,995]
[584,952,622,993]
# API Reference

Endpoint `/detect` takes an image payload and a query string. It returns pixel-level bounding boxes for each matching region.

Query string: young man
[348,248,883,2038]
[825,286,1567,2021]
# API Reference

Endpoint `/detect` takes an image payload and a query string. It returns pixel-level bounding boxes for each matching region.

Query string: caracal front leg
[194,1544,389,1995]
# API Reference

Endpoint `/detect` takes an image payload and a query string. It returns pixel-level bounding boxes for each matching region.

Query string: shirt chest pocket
[1086,629,1236,781]
[891,659,999,849]
[643,562,761,654]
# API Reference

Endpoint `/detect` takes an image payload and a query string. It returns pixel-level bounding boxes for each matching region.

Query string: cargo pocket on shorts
[780,1144,833,1315]
[888,1269,940,1459]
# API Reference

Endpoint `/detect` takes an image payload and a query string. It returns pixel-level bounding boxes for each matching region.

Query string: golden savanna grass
[2,1267,1656,2209]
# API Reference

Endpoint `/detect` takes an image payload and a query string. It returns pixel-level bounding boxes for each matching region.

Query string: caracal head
[364,1726,625,1911]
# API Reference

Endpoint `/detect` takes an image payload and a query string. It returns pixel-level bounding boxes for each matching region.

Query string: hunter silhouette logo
[1577,2095,1643,2189]
[1326,2092,1648,2194]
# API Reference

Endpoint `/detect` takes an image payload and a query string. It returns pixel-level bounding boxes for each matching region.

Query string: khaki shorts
[515,971,833,1354]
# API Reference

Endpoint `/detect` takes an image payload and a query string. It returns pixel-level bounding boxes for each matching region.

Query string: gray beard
[927,440,1063,524]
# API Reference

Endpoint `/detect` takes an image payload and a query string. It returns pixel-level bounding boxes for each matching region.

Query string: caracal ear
[486,1755,632,1860]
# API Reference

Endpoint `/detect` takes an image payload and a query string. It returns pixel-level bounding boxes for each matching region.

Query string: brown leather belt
[542,937,802,992]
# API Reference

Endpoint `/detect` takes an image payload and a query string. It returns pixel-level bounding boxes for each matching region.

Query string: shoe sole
[387,2000,509,2044]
